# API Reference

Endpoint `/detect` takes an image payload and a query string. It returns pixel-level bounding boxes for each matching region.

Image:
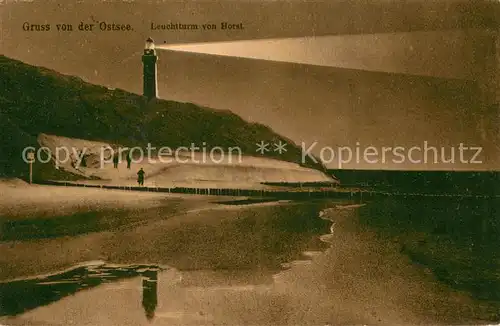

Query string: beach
[0,180,498,325]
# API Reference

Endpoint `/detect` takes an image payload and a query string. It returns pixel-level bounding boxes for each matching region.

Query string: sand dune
[37,133,337,188]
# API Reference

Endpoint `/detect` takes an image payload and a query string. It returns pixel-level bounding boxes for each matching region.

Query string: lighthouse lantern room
[142,37,158,100]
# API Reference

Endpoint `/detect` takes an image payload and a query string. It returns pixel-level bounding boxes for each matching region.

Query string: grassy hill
[0,55,325,181]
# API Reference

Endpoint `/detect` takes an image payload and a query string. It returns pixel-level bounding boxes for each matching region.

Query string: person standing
[113,154,119,169]
[137,168,145,186]
[126,151,132,169]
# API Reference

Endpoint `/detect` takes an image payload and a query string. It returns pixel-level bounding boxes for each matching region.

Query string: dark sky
[1,0,498,170]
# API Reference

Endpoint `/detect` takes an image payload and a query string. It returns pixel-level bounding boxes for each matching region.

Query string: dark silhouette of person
[81,154,87,168]
[142,269,158,322]
[126,152,132,169]
[113,154,119,168]
[137,168,145,186]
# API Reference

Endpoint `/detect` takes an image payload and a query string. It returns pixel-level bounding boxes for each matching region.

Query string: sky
[1,0,499,170]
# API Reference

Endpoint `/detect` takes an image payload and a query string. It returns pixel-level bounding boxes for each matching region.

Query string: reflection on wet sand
[0,200,332,324]
[142,269,158,322]
[0,199,497,325]
[0,263,164,317]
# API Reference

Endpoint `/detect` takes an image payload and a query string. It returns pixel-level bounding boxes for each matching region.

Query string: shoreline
[1,181,498,324]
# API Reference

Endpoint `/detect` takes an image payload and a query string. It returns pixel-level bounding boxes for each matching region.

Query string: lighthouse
[142,37,158,100]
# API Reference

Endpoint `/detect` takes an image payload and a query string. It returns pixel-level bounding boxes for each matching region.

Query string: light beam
[155,31,482,80]
[156,36,342,68]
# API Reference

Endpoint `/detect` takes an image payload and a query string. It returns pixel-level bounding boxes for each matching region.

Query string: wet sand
[0,183,497,325]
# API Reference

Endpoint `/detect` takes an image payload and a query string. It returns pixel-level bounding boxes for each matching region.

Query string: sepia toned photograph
[0,0,499,325]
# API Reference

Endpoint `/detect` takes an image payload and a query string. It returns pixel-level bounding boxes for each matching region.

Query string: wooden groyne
[34,180,499,200]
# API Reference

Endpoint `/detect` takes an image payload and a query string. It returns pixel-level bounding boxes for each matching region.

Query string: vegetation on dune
[0,55,325,180]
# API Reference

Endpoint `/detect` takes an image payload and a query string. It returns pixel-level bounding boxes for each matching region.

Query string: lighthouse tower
[142,37,158,100]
